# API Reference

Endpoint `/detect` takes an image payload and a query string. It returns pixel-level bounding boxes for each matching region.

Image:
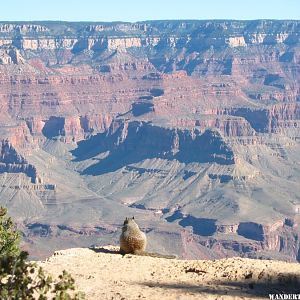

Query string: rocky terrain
[0,20,299,261]
[39,246,300,299]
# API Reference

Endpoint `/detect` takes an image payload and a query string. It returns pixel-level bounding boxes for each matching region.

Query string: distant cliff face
[1,20,300,52]
[0,20,300,261]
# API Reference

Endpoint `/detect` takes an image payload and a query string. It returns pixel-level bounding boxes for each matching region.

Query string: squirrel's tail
[134,251,177,259]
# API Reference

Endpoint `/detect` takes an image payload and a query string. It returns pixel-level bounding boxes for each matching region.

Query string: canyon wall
[0,20,299,261]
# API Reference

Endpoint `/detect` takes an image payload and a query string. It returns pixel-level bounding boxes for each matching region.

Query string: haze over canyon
[0,20,299,261]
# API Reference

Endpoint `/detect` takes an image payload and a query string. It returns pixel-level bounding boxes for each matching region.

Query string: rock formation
[0,20,299,261]
[39,246,300,300]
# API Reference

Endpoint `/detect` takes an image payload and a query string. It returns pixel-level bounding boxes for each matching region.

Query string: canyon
[0,20,299,261]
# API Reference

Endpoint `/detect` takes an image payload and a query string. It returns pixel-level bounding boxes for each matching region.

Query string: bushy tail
[134,251,177,259]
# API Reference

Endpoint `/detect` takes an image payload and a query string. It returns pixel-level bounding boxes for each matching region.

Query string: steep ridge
[0,20,299,260]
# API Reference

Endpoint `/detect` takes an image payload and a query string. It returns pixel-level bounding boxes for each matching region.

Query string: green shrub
[0,207,85,299]
[0,207,20,258]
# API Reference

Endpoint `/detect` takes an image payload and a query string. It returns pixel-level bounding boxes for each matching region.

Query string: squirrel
[119,217,176,259]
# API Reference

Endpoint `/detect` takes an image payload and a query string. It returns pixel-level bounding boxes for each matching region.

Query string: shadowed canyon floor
[39,246,300,300]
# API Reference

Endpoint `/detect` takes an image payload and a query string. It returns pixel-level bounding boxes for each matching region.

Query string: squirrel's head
[123,216,135,225]
[122,216,138,230]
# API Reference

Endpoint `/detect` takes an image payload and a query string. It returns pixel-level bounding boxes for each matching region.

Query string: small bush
[0,207,20,258]
[0,207,84,299]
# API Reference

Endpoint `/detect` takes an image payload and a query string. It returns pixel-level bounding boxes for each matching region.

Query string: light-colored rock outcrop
[39,247,300,300]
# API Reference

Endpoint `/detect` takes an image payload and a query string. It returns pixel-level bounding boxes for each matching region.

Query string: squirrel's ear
[132,216,135,219]
[125,217,128,221]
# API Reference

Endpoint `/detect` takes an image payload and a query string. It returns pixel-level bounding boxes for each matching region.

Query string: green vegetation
[0,207,84,300]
